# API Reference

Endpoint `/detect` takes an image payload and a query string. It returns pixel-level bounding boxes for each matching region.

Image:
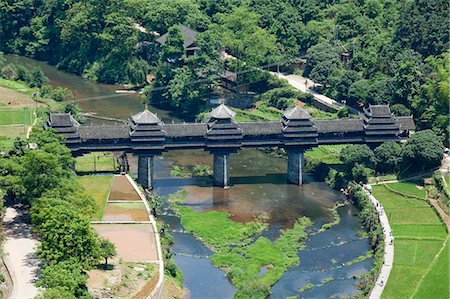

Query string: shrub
[16,64,31,83]
[51,87,73,102]
[1,64,17,80]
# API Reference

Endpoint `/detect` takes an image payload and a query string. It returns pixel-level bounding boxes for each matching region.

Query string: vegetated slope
[0,0,447,142]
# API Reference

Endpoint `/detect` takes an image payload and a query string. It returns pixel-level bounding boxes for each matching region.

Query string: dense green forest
[1,0,448,141]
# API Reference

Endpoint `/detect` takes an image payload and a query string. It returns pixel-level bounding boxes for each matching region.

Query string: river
[7,55,374,298]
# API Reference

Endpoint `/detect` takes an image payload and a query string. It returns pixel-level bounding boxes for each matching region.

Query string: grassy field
[372,184,448,299]
[0,78,34,96]
[385,181,426,198]
[76,175,113,220]
[305,145,346,165]
[0,107,34,125]
[413,238,449,298]
[173,203,312,298]
[75,152,118,173]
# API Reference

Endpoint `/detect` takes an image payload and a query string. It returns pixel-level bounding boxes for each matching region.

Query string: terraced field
[372,184,448,299]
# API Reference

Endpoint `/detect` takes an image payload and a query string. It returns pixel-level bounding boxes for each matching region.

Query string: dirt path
[429,198,450,231]
[3,206,41,299]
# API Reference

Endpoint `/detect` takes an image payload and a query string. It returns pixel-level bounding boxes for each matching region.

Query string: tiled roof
[365,105,392,117]
[314,119,364,133]
[209,104,236,119]
[79,126,129,140]
[131,110,160,124]
[283,106,312,120]
[395,116,416,131]
[162,123,207,137]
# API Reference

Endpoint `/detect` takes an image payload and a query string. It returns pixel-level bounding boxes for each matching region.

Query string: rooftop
[209,104,236,119]
[131,109,160,124]
[283,106,312,120]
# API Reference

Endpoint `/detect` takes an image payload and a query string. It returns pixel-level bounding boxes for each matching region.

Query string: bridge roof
[79,126,129,140]
[131,110,160,124]
[365,105,392,117]
[314,119,363,133]
[163,123,207,137]
[239,121,282,135]
[396,116,415,131]
[283,106,312,120]
[209,104,236,119]
[49,113,80,127]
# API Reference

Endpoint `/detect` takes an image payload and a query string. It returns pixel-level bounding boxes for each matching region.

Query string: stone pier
[213,152,230,188]
[287,149,305,185]
[138,155,154,189]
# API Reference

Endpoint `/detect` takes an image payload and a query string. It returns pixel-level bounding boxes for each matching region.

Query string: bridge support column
[287,149,305,185]
[138,155,154,190]
[213,152,230,188]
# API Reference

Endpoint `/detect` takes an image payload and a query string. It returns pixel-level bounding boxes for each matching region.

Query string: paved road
[3,206,41,299]
[364,189,394,299]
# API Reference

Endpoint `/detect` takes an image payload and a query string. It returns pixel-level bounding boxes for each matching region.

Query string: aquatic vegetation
[192,164,213,176]
[173,203,312,298]
[318,201,344,232]
[170,165,191,178]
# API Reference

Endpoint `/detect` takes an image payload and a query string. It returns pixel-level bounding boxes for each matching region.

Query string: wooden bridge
[45,104,415,189]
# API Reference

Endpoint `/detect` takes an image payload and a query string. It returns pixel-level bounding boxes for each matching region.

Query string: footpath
[271,72,361,115]
[363,188,394,299]
[3,205,41,299]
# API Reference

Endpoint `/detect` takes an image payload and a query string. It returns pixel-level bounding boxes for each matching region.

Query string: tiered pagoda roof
[44,113,80,144]
[282,106,318,147]
[129,109,166,151]
[45,103,416,153]
[206,104,242,150]
[363,105,400,142]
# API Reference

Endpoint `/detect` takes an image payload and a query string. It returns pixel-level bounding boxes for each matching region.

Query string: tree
[390,104,411,116]
[348,79,371,106]
[37,261,88,296]
[213,6,280,66]
[35,287,76,299]
[37,205,100,268]
[340,144,376,169]
[126,58,149,86]
[352,163,372,183]
[395,0,449,57]
[402,130,444,170]
[99,239,116,267]
[374,142,402,173]
[29,66,48,88]
[160,26,185,63]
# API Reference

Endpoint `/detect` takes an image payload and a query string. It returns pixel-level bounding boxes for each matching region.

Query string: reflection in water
[5,55,180,123]
[150,149,371,298]
[10,55,373,298]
